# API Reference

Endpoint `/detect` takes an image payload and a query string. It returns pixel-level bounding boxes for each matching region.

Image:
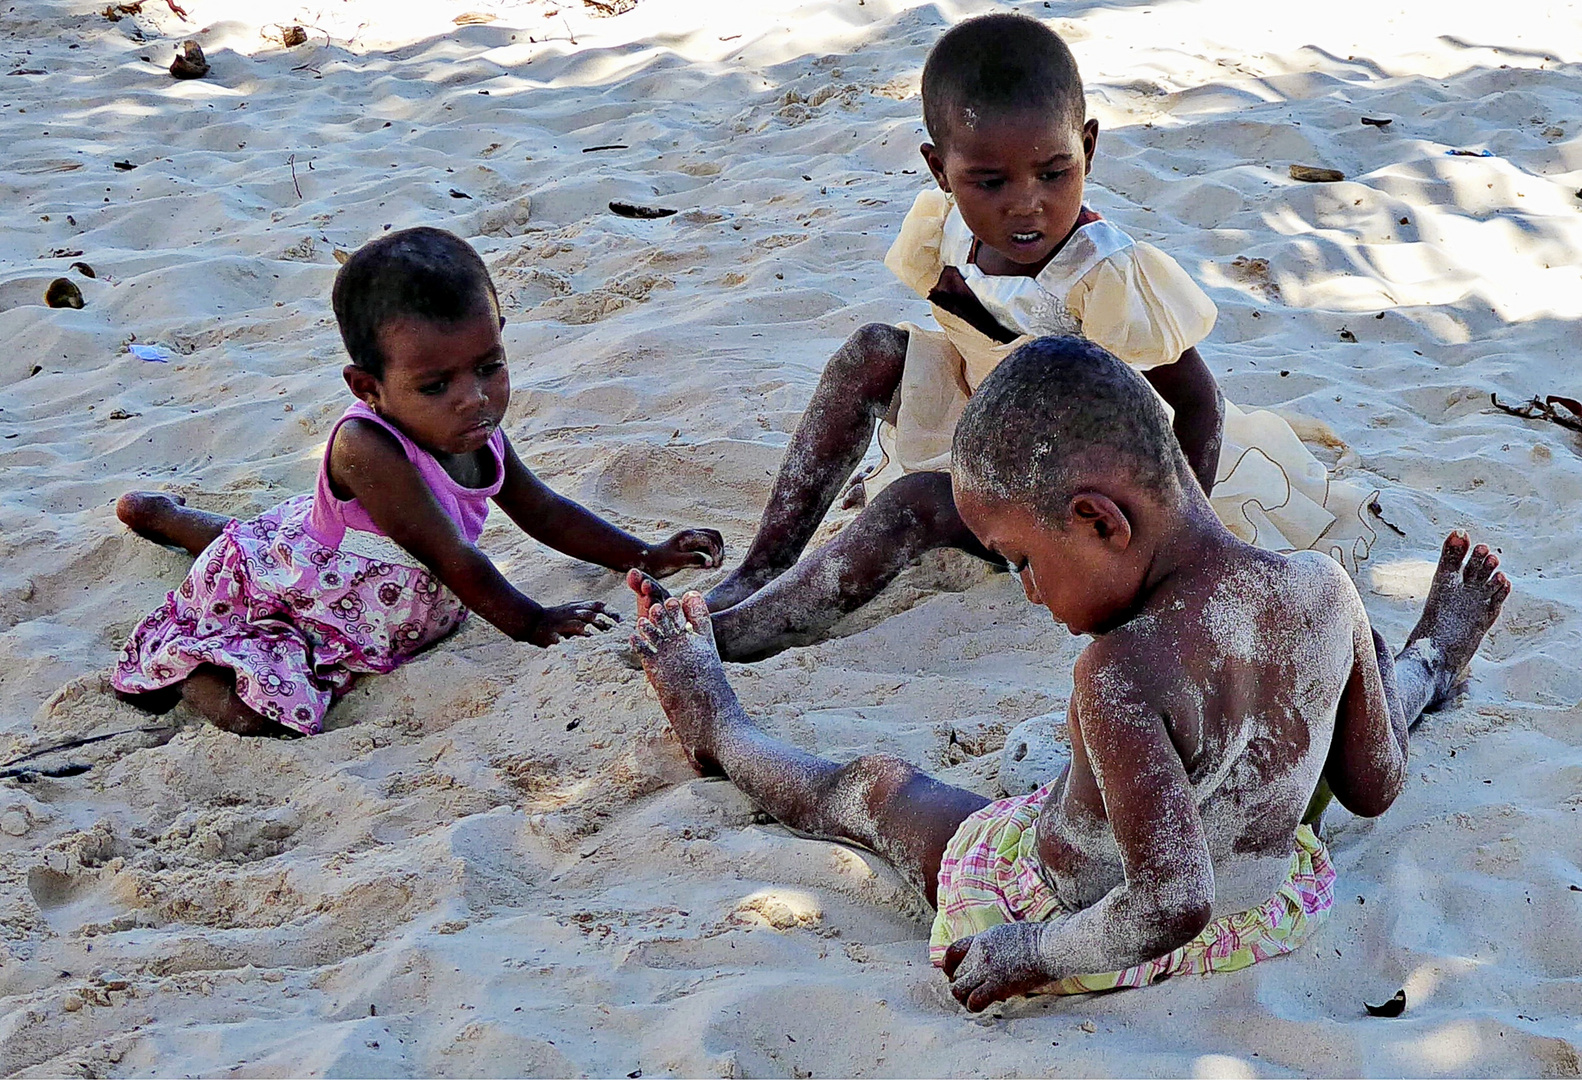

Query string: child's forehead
[939,106,1085,160]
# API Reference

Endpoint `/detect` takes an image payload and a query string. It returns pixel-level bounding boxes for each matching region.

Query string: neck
[1130,485,1238,612]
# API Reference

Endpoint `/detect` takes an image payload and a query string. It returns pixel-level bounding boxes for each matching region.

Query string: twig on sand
[0,724,176,778]
[1491,393,1582,434]
[1367,498,1406,537]
[287,153,302,199]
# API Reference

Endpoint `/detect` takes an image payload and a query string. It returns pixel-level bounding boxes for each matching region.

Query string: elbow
[1328,757,1406,819]
[1333,777,1402,819]
[1154,898,1213,954]
[1135,893,1213,960]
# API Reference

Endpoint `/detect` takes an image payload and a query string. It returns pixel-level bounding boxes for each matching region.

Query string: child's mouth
[1008,230,1044,247]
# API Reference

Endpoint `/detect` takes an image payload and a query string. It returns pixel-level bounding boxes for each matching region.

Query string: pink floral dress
[112,402,504,735]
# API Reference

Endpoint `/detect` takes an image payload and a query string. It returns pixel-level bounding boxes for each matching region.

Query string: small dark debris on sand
[1338,327,1357,343]
[585,0,638,15]
[69,262,96,278]
[1368,498,1406,537]
[1361,116,1392,128]
[1364,990,1407,1018]
[280,25,308,47]
[44,278,84,309]
[449,189,472,199]
[1492,393,1582,434]
[113,160,136,171]
[170,40,209,79]
[610,200,677,219]
[1290,164,1345,183]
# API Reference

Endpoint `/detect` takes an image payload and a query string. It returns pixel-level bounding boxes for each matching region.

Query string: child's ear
[1082,119,1099,177]
[343,364,383,411]
[920,142,952,193]
[1069,491,1132,549]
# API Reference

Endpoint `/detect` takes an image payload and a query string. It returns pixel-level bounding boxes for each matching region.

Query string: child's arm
[941,647,1214,1011]
[332,420,612,646]
[1325,619,1410,818]
[493,440,724,577]
[1143,347,1223,495]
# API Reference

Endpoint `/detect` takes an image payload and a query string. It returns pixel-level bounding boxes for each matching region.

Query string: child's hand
[941,922,1050,1012]
[641,529,725,578]
[527,601,619,647]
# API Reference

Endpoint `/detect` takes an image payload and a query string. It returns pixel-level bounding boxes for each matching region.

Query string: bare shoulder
[330,416,405,465]
[326,417,412,499]
[1279,549,1366,623]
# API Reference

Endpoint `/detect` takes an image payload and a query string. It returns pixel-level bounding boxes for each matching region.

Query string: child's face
[349,307,510,456]
[955,487,1141,636]
[922,111,1098,273]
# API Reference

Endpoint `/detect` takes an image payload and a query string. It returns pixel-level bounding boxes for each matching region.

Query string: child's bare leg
[118,493,233,558]
[705,324,908,612]
[1396,532,1510,722]
[180,664,298,737]
[632,589,989,903]
[709,471,996,662]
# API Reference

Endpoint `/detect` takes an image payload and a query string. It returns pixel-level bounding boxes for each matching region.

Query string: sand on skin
[0,0,1580,1075]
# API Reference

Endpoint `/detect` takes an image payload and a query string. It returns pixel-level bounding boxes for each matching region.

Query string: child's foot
[1404,531,1511,708]
[625,568,672,622]
[116,491,188,544]
[629,590,731,776]
[117,491,232,556]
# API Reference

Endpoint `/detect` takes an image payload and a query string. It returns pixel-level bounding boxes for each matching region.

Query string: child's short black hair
[921,14,1085,149]
[954,336,1189,522]
[332,226,499,378]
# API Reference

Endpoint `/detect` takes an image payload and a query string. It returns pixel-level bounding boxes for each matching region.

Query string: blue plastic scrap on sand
[129,344,171,362]
[1446,149,1495,157]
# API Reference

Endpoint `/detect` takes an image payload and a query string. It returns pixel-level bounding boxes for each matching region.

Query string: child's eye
[975,178,1005,191]
[1041,170,1071,182]
[478,360,506,376]
[418,381,448,396]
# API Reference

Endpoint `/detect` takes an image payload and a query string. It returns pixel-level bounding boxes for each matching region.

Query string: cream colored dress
[873,188,1375,566]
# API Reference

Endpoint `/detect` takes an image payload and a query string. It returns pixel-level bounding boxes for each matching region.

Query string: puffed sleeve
[1066,241,1217,370]
[883,188,952,299]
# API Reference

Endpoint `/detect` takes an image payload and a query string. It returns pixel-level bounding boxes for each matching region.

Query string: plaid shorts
[930,781,1336,994]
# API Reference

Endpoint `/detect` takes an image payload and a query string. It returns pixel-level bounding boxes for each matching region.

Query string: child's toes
[1436,531,1471,578]
[679,591,712,631]
[1492,572,1512,602]
[1463,545,1496,585]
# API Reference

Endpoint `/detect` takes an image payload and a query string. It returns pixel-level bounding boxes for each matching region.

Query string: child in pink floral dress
[113,227,723,737]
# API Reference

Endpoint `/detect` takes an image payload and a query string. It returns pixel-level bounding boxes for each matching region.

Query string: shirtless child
[627,337,1508,1010]
[676,14,1377,663]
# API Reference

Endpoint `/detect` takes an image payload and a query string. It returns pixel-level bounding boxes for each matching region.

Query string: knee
[869,471,959,528]
[827,323,907,399]
[834,753,923,809]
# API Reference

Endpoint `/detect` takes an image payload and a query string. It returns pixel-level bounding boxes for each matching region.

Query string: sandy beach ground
[1,0,1580,1074]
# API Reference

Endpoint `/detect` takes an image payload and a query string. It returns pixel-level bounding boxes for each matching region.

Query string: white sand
[1,0,1580,1074]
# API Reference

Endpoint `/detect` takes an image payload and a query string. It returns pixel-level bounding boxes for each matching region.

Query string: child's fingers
[941,937,972,978]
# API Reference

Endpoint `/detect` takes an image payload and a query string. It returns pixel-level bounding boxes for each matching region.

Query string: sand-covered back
[1,0,1579,1074]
